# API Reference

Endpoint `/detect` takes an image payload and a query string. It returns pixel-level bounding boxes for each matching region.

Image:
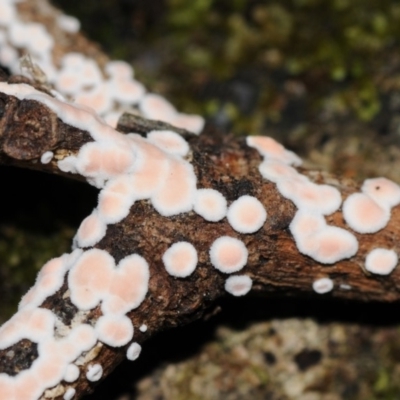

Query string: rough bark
[1,75,400,399]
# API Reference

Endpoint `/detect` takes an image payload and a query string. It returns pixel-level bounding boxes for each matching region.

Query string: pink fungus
[343,193,390,233]
[162,242,198,278]
[289,210,326,238]
[101,253,150,315]
[224,275,253,296]
[171,113,205,135]
[75,210,107,248]
[295,225,358,264]
[76,142,135,180]
[105,61,134,80]
[55,68,83,95]
[126,342,142,361]
[147,130,190,157]
[86,364,103,382]
[227,195,267,234]
[152,159,196,216]
[246,136,302,166]
[75,84,112,115]
[128,135,170,199]
[278,180,341,215]
[97,188,134,224]
[68,249,114,310]
[194,188,227,222]
[361,177,400,209]
[365,248,398,275]
[95,314,134,347]
[210,236,248,273]
[259,159,306,183]
[139,93,177,123]
[64,364,80,383]
[111,78,145,104]
[312,278,334,294]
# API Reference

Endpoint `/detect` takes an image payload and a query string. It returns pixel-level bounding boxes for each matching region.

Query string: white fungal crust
[139,324,148,332]
[101,253,150,315]
[64,364,80,383]
[162,242,198,278]
[227,195,267,234]
[343,193,390,233]
[209,236,248,273]
[277,179,342,215]
[361,177,400,209]
[126,342,142,361]
[63,387,76,400]
[40,151,54,164]
[147,130,190,157]
[68,249,114,310]
[365,248,398,275]
[224,275,253,296]
[312,278,334,294]
[290,211,358,264]
[259,159,307,183]
[75,210,107,248]
[86,364,103,382]
[194,188,227,222]
[95,314,134,347]
[246,136,302,166]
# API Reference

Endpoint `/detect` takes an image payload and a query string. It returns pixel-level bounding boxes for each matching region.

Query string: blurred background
[3,1,400,398]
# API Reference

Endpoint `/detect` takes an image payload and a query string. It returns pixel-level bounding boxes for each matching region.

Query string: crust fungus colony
[0,0,204,134]
[1,2,400,400]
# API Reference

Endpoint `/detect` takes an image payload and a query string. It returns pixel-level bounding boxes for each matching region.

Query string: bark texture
[1,75,400,399]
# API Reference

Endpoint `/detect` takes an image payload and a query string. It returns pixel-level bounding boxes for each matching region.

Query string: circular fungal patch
[343,193,390,233]
[227,195,267,234]
[162,242,198,278]
[194,188,227,222]
[126,342,142,361]
[225,275,253,296]
[209,236,248,273]
[312,278,333,294]
[365,248,398,275]
[361,177,400,209]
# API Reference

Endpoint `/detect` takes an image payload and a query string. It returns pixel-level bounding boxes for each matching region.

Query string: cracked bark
[1,76,400,399]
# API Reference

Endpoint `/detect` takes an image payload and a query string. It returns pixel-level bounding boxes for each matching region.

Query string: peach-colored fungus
[312,277,334,294]
[95,314,134,347]
[246,136,302,166]
[86,364,103,382]
[289,210,326,238]
[101,253,150,315]
[365,248,398,275]
[343,193,390,233]
[361,177,400,209]
[194,188,227,222]
[64,364,80,383]
[278,180,341,215]
[295,225,358,264]
[68,249,114,310]
[75,210,107,248]
[147,130,190,157]
[162,242,198,278]
[139,93,177,123]
[152,159,196,216]
[171,113,205,134]
[227,195,267,234]
[126,342,142,361]
[258,159,307,183]
[224,275,253,296]
[210,236,248,273]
